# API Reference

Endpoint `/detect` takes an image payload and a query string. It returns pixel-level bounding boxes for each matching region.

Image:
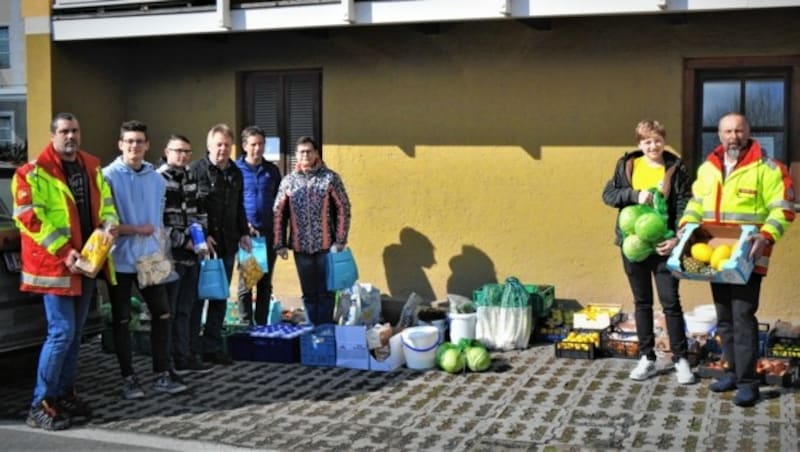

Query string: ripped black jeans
[109,272,171,377]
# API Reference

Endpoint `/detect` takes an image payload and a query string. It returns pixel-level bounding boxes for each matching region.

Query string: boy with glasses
[104,121,188,399]
[157,135,213,373]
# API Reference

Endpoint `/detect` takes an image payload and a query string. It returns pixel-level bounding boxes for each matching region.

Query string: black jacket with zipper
[602,150,692,246]
[189,156,249,257]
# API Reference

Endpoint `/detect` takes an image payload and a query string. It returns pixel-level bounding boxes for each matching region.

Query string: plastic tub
[693,304,717,320]
[684,312,716,335]
[417,319,447,339]
[400,326,440,370]
[448,312,477,344]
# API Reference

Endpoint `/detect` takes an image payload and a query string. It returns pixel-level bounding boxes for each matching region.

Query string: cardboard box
[667,223,757,284]
[335,325,370,370]
[369,333,405,371]
[572,304,622,330]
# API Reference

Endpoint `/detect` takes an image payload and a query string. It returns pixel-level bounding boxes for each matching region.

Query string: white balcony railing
[48,0,800,41]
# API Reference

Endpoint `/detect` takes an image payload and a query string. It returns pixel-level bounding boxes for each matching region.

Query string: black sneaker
[203,351,233,366]
[168,369,186,385]
[152,371,188,394]
[175,358,215,374]
[57,390,91,422]
[122,374,145,400]
[26,398,70,431]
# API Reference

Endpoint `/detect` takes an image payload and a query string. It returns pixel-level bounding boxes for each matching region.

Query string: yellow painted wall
[43,9,800,320]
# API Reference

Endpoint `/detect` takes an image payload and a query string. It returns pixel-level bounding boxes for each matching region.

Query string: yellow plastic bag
[75,228,114,278]
[239,254,264,289]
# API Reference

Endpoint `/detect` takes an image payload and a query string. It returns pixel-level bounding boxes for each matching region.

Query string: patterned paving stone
[1,339,798,450]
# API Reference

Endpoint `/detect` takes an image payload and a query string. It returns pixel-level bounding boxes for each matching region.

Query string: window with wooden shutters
[242,70,321,174]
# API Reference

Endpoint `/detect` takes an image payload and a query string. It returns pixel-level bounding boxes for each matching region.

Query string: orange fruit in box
[690,243,714,263]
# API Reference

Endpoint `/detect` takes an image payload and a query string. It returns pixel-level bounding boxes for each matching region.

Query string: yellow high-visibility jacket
[12,143,118,295]
[680,139,795,275]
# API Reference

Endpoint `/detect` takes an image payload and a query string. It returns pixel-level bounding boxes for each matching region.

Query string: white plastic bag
[135,231,177,288]
[475,277,532,350]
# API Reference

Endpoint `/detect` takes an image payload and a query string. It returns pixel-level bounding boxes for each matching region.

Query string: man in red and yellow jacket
[12,113,118,430]
[680,112,795,407]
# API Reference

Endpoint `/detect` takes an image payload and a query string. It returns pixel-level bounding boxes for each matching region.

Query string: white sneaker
[629,356,657,381]
[675,357,696,385]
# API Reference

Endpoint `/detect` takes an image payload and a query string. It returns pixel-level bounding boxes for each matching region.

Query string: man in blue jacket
[235,126,282,325]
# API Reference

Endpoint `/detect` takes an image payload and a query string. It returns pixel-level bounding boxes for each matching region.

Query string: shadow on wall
[447,245,497,298]
[383,227,437,302]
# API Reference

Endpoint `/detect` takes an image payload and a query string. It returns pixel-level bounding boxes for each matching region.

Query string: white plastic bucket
[417,319,447,339]
[400,326,440,370]
[448,312,477,344]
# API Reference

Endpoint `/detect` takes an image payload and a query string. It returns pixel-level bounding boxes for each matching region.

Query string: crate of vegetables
[555,330,600,360]
[601,328,639,359]
[758,358,796,387]
[766,321,800,359]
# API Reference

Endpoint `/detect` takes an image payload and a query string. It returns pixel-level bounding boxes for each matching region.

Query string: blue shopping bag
[237,236,269,273]
[326,248,359,291]
[198,255,230,300]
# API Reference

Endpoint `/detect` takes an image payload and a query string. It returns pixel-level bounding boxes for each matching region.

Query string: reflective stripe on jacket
[680,139,795,275]
[12,143,119,295]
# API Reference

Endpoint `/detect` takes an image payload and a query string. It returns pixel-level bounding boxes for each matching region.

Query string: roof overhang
[49,0,800,41]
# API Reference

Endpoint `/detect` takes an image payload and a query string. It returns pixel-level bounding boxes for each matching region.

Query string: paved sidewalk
[0,338,798,451]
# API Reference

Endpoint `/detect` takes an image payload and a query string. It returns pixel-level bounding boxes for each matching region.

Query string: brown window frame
[241,69,322,175]
[682,55,800,172]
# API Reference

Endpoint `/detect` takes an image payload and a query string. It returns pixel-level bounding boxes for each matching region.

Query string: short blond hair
[207,123,234,142]
[635,119,666,141]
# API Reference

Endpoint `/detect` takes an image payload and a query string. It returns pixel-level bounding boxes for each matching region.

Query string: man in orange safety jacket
[12,112,118,430]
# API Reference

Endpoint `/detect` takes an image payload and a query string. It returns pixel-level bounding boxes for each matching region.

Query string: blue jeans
[32,277,96,406]
[294,251,335,325]
[165,262,201,365]
[201,253,235,354]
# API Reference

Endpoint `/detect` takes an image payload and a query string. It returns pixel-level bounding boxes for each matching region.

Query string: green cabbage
[634,212,667,243]
[436,342,456,366]
[622,234,654,262]
[439,348,465,373]
[465,346,491,372]
[618,205,651,236]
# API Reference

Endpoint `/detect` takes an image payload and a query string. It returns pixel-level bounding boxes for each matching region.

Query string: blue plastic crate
[300,324,337,367]
[229,332,300,364]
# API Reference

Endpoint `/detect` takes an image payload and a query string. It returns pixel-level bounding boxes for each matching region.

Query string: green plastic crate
[525,284,555,318]
[473,283,555,318]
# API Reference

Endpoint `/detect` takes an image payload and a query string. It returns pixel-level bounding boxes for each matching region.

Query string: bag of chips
[75,227,115,278]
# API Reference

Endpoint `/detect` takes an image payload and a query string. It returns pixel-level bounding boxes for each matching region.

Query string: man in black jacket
[189,124,251,365]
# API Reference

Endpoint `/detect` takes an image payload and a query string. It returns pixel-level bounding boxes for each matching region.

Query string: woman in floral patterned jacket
[273,136,351,325]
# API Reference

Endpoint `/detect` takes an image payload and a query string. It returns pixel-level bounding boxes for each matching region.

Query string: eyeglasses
[121,139,146,146]
[168,148,192,155]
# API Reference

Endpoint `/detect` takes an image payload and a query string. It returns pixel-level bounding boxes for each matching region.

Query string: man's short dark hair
[51,112,77,133]
[166,134,191,146]
[241,126,265,144]
[296,136,318,150]
[120,120,148,140]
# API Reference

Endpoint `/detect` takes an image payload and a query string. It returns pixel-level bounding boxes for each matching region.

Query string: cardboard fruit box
[572,304,622,330]
[667,223,757,284]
